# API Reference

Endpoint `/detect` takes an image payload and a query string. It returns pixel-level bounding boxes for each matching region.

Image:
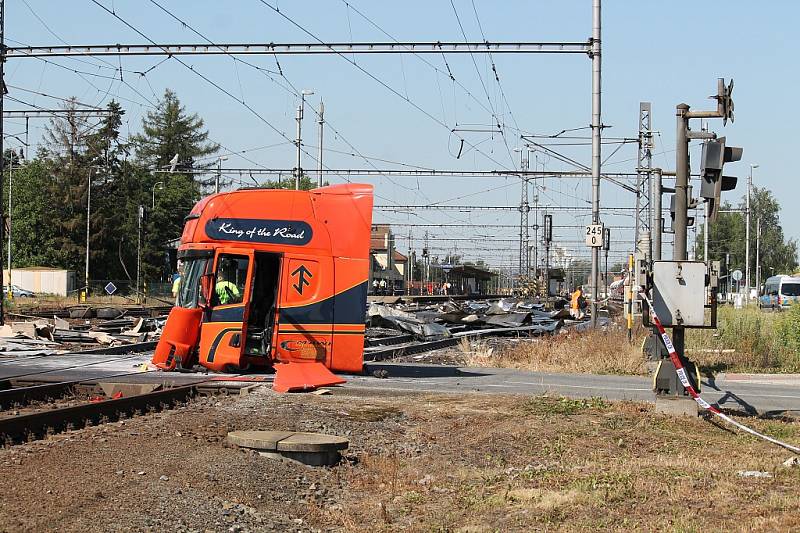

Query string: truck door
[198,248,255,372]
[274,255,334,366]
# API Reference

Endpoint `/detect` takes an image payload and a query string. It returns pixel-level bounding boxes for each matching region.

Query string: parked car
[759,275,800,309]
[4,285,34,298]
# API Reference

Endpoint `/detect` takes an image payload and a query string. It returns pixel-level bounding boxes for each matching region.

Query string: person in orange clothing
[570,286,585,320]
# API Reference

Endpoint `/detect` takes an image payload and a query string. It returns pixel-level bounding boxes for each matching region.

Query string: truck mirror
[200,273,214,309]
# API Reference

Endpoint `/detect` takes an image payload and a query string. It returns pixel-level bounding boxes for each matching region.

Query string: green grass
[687,304,800,373]
[519,396,610,416]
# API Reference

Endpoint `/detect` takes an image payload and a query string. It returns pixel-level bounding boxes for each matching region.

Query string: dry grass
[461,325,648,375]
[309,392,800,532]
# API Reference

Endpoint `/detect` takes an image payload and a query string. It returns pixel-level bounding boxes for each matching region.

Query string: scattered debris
[0,314,166,358]
[737,470,773,478]
[364,297,594,360]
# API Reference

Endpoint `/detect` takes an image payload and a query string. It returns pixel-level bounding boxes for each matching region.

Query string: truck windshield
[177,257,210,308]
[781,283,800,296]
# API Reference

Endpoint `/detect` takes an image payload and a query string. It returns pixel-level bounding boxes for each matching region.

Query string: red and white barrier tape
[638,287,800,454]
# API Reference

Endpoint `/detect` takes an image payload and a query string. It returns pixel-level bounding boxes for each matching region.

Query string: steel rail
[0,384,197,444]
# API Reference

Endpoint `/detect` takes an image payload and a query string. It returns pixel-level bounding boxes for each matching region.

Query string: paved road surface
[2,353,799,416]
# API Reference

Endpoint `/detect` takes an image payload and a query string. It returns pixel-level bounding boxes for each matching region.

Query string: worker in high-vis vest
[570,286,585,320]
[215,269,241,305]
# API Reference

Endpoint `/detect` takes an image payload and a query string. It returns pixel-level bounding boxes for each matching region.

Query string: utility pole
[6,155,11,299]
[214,155,228,194]
[407,229,412,295]
[755,217,761,295]
[317,100,324,188]
[636,102,653,257]
[603,227,610,297]
[544,213,552,298]
[0,0,6,323]
[136,205,143,304]
[85,167,93,298]
[745,164,757,299]
[589,0,602,326]
[295,89,314,190]
[516,148,529,289]
[424,231,430,294]
[532,157,540,287]
[651,168,663,260]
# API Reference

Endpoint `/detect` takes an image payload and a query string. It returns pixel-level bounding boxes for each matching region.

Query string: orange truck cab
[152,183,373,389]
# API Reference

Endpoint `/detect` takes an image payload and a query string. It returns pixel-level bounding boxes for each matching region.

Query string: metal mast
[589,0,602,326]
[0,0,5,324]
[635,102,653,256]
[317,101,324,188]
[518,151,530,287]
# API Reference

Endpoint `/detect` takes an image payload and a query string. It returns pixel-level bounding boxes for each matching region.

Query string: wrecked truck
[152,183,374,390]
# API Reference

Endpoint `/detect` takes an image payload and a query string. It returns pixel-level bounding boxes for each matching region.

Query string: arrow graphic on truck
[291,265,313,295]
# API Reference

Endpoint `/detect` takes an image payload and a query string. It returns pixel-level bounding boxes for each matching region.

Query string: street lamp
[745,163,758,300]
[85,165,103,298]
[295,89,314,190]
[152,181,164,209]
[6,148,23,298]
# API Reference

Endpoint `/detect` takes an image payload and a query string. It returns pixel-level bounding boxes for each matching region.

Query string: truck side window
[213,254,249,306]
[176,257,210,309]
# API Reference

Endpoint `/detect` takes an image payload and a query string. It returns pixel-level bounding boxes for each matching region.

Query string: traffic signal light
[700,136,742,221]
[669,194,695,232]
[543,214,553,243]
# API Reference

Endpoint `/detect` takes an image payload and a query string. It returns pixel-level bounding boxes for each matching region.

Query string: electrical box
[651,261,707,327]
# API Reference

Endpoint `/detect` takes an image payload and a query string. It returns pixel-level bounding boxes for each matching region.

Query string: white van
[759,275,800,309]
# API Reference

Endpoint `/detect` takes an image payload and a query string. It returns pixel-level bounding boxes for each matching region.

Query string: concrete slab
[227,430,295,451]
[276,432,349,453]
[228,430,350,466]
[99,382,161,397]
[655,397,698,417]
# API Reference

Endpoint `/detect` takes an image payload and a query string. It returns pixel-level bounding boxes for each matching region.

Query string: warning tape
[638,287,800,454]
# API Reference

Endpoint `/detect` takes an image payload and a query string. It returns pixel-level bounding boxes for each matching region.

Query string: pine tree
[132,89,219,281]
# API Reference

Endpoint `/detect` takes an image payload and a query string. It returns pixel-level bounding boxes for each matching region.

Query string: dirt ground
[1,385,799,532]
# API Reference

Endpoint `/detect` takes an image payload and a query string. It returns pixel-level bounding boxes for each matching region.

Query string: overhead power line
[5,42,592,58]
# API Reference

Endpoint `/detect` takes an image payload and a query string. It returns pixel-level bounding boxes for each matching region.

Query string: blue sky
[5,1,796,270]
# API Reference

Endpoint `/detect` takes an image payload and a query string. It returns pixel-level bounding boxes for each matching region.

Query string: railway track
[0,381,198,444]
[0,354,218,445]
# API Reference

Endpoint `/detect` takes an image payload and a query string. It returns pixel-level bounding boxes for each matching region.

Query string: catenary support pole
[85,168,92,297]
[317,100,324,188]
[755,217,761,296]
[652,168,662,261]
[295,103,302,190]
[136,205,143,304]
[589,0,602,326]
[0,0,5,323]
[6,157,11,300]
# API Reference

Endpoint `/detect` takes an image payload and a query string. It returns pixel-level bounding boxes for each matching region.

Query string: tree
[42,99,95,275]
[699,186,798,283]
[6,158,59,269]
[133,89,218,171]
[133,89,218,281]
[259,174,325,191]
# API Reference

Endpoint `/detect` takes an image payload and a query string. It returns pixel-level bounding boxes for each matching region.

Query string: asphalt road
[355,362,800,417]
[2,353,800,416]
